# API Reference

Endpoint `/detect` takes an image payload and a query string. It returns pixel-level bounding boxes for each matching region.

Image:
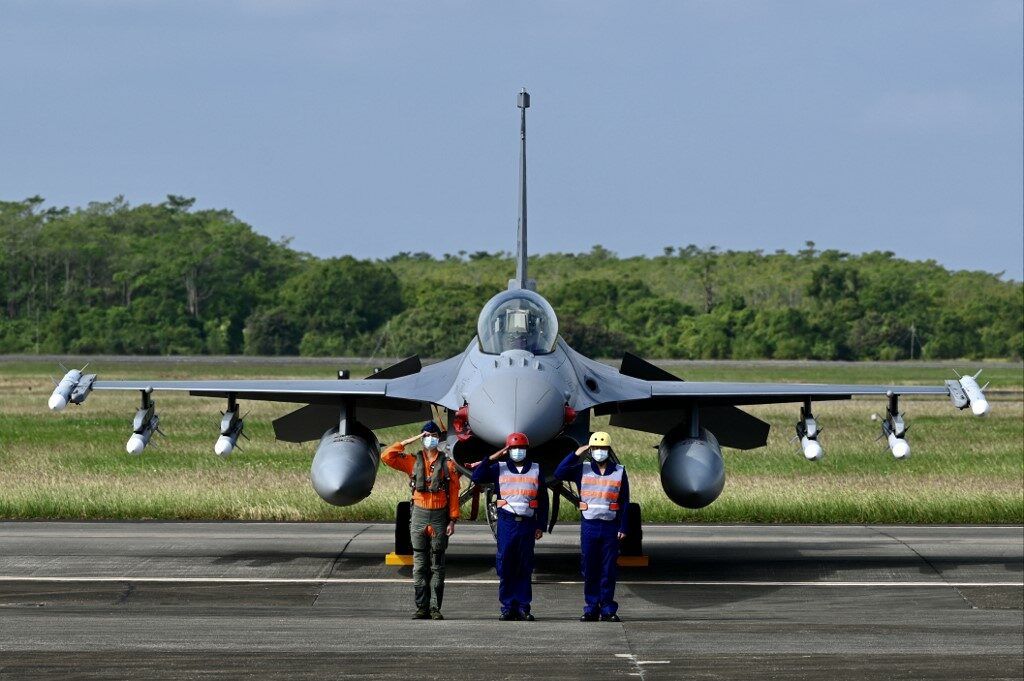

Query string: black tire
[619,502,643,556]
[395,501,413,555]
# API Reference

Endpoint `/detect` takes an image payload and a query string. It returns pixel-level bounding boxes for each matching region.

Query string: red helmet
[505,432,529,448]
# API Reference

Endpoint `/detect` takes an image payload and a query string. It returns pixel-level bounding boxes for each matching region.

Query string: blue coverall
[472,459,549,616]
[554,453,630,617]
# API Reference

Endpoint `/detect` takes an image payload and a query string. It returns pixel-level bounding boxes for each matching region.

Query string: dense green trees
[1,197,1020,360]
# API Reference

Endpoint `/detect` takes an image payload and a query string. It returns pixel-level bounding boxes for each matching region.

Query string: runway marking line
[0,577,1020,587]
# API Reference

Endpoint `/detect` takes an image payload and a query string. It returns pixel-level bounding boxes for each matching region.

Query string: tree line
[1,196,1020,361]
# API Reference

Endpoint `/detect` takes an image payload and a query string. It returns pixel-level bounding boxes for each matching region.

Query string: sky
[2,1,1022,280]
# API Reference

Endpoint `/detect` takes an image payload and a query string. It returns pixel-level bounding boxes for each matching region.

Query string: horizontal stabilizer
[366,356,422,380]
[607,401,769,450]
[273,404,340,443]
[700,405,770,450]
[619,352,680,382]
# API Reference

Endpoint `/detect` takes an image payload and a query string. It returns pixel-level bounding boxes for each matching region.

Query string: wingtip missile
[48,365,97,411]
[958,374,991,417]
[48,367,81,411]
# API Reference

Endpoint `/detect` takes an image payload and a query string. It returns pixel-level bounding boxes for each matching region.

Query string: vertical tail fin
[510,88,536,291]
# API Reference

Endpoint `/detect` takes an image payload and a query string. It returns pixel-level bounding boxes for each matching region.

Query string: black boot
[600,613,621,622]
[498,610,517,621]
[579,611,598,622]
[429,608,444,620]
[412,607,430,619]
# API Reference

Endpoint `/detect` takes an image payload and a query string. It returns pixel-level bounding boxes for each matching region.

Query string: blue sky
[2,1,1022,279]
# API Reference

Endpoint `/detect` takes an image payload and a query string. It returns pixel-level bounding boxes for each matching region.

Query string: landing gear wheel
[395,501,413,555]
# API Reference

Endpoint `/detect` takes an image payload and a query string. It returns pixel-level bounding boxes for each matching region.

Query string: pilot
[381,421,461,621]
[470,432,549,621]
[553,431,630,622]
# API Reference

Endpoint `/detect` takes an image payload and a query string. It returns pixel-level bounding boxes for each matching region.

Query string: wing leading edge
[647,379,950,403]
[90,379,388,405]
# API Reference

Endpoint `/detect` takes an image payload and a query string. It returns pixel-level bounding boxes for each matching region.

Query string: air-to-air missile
[48,365,96,411]
[214,404,246,458]
[126,389,161,455]
[795,402,823,461]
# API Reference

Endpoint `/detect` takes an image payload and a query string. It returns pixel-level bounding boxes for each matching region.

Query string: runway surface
[0,522,1021,680]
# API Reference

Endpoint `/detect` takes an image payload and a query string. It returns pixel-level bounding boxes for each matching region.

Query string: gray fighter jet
[48,90,991,550]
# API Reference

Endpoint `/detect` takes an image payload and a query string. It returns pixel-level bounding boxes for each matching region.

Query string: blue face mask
[509,448,527,463]
[591,448,609,463]
[423,436,439,450]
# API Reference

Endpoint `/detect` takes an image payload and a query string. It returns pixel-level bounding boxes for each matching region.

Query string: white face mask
[423,436,439,450]
[509,448,527,463]
[591,448,609,463]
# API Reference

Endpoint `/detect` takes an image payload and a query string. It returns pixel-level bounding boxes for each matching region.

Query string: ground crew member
[381,421,460,620]
[470,432,549,621]
[554,431,630,622]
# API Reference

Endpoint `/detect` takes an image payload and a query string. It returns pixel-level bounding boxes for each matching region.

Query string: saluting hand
[489,446,510,461]
[401,431,429,447]
[575,444,589,457]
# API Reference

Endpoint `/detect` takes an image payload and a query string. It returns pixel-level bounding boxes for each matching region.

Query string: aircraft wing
[591,380,952,448]
[577,351,985,450]
[645,380,950,406]
[89,379,388,405]
[47,353,471,442]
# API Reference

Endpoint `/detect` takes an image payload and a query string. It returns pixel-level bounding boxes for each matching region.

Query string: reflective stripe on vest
[580,464,623,521]
[497,461,540,517]
[412,451,449,493]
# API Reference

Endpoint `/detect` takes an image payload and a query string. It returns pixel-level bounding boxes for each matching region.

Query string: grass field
[1,358,1020,524]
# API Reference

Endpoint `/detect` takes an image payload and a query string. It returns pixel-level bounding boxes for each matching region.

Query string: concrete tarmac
[0,522,1021,680]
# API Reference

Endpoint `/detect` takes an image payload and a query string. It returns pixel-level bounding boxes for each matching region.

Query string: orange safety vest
[496,461,540,517]
[579,464,623,521]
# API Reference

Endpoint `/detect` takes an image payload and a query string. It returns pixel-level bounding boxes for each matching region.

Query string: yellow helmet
[589,431,611,447]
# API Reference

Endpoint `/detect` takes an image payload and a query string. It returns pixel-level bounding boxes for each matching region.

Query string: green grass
[0,358,1020,523]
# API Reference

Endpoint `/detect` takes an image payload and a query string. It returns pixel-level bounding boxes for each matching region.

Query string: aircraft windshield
[477,290,559,355]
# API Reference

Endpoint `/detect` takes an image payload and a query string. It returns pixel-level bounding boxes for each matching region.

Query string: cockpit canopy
[477,289,559,355]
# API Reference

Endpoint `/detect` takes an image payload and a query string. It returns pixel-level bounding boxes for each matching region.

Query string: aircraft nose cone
[467,371,566,447]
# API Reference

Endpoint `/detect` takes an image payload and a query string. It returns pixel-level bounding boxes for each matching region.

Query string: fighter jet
[48,90,991,551]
